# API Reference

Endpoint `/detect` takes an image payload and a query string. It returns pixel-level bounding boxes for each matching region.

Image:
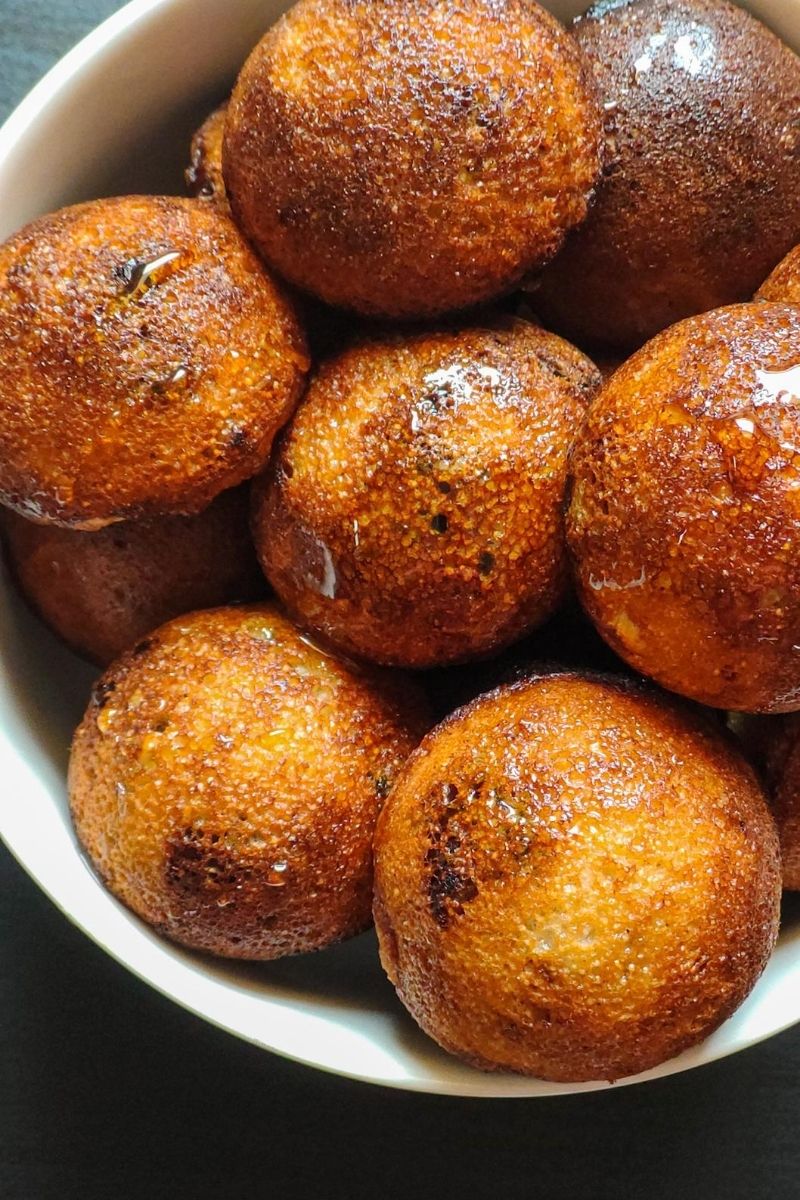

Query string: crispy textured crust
[568,302,800,713]
[223,0,603,318]
[185,103,229,212]
[374,672,781,1082]
[1,485,264,666]
[0,195,308,528]
[253,317,600,668]
[68,604,430,960]
[533,0,800,349]
[764,715,800,890]
[757,243,800,306]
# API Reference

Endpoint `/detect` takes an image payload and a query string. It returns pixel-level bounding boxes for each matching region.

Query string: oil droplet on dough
[301,530,338,599]
[318,543,337,598]
[633,30,667,75]
[96,707,117,734]
[588,567,647,592]
[755,365,800,405]
[672,26,715,76]
[267,861,289,887]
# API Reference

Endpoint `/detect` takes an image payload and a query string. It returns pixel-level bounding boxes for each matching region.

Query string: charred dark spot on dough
[532,345,601,403]
[131,637,154,657]
[499,1016,530,1043]
[165,825,252,898]
[373,771,391,800]
[535,961,558,985]
[426,853,479,928]
[536,350,568,380]
[113,250,181,299]
[278,203,305,228]
[424,782,479,927]
[227,425,252,450]
[91,679,117,709]
[112,257,141,288]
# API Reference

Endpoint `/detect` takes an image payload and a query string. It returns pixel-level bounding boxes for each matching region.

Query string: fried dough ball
[374,672,781,1081]
[534,0,800,349]
[185,102,229,211]
[223,0,603,319]
[1,485,263,666]
[569,303,800,713]
[253,319,600,668]
[763,716,800,891]
[69,605,429,959]
[0,196,308,529]
[756,244,800,306]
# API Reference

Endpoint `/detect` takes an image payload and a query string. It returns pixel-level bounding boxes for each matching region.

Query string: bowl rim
[1,0,799,1099]
[0,0,171,177]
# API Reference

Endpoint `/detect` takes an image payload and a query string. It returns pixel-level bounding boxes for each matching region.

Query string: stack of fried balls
[1,0,800,1083]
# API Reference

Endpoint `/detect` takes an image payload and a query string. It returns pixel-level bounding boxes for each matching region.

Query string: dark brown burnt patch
[424,783,479,928]
[165,825,253,900]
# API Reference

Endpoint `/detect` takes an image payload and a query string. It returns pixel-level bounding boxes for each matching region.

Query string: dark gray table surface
[2,3,800,1197]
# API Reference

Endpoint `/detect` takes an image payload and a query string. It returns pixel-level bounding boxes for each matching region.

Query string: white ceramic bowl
[1,0,799,1098]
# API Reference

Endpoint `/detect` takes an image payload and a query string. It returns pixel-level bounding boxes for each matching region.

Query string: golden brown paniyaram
[185,102,230,211]
[0,195,308,529]
[374,672,781,1082]
[253,317,600,668]
[763,715,800,891]
[223,0,604,318]
[534,0,800,349]
[69,604,430,959]
[1,484,264,666]
[568,302,800,713]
